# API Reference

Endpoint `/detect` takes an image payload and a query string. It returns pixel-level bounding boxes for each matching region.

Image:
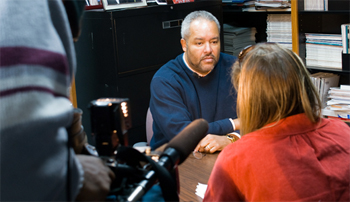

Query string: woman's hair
[232,43,322,135]
[181,10,220,40]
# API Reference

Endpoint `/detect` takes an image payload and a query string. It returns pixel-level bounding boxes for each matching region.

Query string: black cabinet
[74,0,223,145]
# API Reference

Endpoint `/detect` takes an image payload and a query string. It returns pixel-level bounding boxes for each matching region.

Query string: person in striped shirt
[0,0,115,200]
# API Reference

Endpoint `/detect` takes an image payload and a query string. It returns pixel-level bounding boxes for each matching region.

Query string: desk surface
[178,152,219,202]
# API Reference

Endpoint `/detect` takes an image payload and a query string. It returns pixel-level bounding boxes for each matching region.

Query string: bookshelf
[291,0,350,123]
[292,0,349,71]
[223,6,292,44]
[223,1,349,123]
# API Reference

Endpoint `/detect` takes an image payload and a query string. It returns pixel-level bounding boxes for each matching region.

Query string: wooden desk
[178,152,219,202]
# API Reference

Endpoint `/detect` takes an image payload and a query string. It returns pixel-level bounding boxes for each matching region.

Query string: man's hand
[194,134,231,154]
[75,155,116,201]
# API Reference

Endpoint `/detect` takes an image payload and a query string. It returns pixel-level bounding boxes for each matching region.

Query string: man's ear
[180,39,187,52]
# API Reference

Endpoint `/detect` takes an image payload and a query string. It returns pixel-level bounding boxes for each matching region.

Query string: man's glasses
[192,151,206,160]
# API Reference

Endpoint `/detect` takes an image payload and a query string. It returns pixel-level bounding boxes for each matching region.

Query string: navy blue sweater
[150,53,238,149]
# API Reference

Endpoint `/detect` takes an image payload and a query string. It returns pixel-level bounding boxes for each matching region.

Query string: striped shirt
[0,0,83,200]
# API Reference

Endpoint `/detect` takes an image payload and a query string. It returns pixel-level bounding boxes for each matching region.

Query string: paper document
[195,183,208,199]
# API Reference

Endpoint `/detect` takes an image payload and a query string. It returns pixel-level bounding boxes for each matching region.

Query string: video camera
[87,98,208,202]
[89,98,131,156]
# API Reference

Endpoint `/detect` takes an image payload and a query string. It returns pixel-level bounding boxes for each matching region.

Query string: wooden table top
[178,152,219,202]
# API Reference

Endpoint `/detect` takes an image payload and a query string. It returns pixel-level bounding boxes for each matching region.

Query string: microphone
[162,118,209,166]
[126,118,209,202]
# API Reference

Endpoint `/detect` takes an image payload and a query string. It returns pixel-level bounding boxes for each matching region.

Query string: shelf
[307,66,350,74]
[297,0,350,13]
[299,10,350,14]
[322,108,350,119]
[222,4,291,13]
[296,7,349,73]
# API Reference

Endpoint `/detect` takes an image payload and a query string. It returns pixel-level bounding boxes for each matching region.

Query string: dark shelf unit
[297,9,350,85]
[294,0,350,123]
[222,5,291,46]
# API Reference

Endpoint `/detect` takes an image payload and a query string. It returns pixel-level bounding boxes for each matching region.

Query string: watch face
[228,132,241,140]
[227,133,240,143]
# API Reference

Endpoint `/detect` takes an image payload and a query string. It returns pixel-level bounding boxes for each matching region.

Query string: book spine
[341,24,347,54]
[348,25,350,54]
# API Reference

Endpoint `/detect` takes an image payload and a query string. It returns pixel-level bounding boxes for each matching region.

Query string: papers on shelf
[310,72,340,108]
[323,85,350,119]
[327,85,350,104]
[304,0,328,11]
[305,33,343,69]
[341,24,350,54]
[242,6,291,12]
[236,0,291,12]
[255,0,290,9]
[266,14,292,50]
[195,183,207,199]
[223,24,256,57]
[322,106,350,119]
[306,33,342,45]
[340,85,350,90]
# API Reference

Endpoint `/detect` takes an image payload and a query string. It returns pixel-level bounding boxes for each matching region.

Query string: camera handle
[115,146,179,202]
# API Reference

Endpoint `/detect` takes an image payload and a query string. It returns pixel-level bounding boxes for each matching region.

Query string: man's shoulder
[219,52,237,65]
[153,54,184,79]
[217,53,237,75]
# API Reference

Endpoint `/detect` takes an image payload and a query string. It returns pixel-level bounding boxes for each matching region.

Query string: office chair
[133,107,153,148]
[145,107,153,145]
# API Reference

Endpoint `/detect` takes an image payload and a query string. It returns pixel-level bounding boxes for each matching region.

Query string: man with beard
[149,10,240,153]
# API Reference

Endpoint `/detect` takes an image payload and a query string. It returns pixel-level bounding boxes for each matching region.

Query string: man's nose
[203,42,212,53]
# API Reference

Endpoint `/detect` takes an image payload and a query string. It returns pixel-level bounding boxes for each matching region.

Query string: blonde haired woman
[203,43,350,201]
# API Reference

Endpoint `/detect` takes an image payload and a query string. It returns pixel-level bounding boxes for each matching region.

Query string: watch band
[226,134,236,143]
[227,132,240,143]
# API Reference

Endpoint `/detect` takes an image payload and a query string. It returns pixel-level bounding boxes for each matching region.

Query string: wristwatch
[226,133,240,143]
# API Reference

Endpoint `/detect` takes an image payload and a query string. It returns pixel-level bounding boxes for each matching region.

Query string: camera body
[88,98,132,157]
[85,97,187,201]
[87,98,177,202]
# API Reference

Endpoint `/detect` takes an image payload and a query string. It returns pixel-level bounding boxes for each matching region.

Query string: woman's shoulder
[321,117,350,135]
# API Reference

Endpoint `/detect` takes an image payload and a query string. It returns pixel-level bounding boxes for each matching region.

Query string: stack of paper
[255,0,291,10]
[310,72,340,108]
[304,0,327,11]
[195,183,207,199]
[305,33,343,69]
[341,23,350,54]
[223,24,256,57]
[266,14,292,50]
[222,0,247,3]
[323,85,350,119]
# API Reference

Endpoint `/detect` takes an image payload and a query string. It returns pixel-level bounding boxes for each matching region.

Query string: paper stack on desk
[195,183,208,199]
[323,85,350,120]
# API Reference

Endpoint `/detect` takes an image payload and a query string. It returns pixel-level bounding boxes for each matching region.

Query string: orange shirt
[204,113,350,201]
